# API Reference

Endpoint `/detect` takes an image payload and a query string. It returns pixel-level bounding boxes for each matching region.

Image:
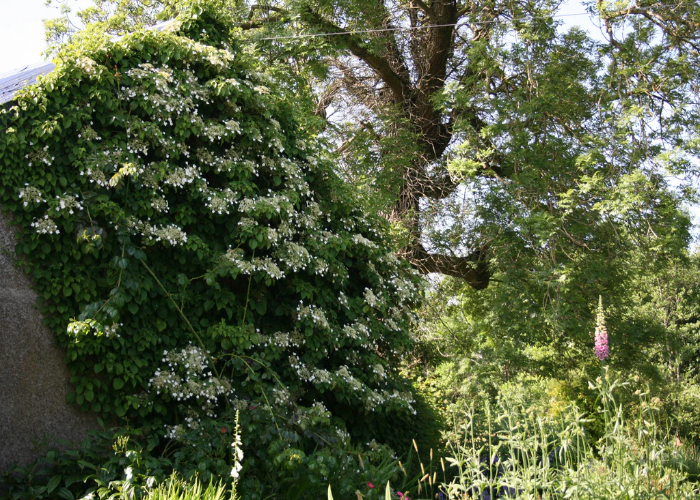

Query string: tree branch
[299,7,412,103]
[247,5,285,18]
[412,244,490,289]
[412,0,435,21]
[602,5,670,25]
[238,15,284,30]
[599,3,700,46]
[314,79,343,119]
[236,4,287,30]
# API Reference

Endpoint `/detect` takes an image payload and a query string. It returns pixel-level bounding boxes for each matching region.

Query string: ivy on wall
[0,5,421,447]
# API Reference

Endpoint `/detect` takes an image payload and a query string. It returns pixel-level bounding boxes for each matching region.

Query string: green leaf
[77,460,97,470]
[57,487,75,500]
[113,378,125,390]
[46,475,61,494]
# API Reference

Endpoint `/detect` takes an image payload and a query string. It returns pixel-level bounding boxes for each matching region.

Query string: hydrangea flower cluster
[149,345,234,415]
[18,185,44,206]
[205,188,237,215]
[30,215,60,235]
[54,194,83,215]
[147,224,189,246]
[151,196,169,213]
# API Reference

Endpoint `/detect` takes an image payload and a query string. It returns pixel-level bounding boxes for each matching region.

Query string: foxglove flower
[231,410,243,480]
[594,296,609,361]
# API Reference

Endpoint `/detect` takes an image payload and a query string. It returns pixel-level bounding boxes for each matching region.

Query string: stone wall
[0,210,98,471]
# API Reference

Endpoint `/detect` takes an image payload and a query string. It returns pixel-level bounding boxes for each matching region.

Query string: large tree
[45,0,700,290]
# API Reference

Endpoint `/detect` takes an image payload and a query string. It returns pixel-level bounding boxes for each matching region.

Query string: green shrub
[0,1,422,493]
[0,426,169,500]
[668,383,700,445]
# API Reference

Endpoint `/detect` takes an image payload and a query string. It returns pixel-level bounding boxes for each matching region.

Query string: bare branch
[300,6,412,103]
[314,79,343,119]
[412,0,435,21]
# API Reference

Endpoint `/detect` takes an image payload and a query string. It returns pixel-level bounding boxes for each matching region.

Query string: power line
[249,2,686,42]
[252,11,593,41]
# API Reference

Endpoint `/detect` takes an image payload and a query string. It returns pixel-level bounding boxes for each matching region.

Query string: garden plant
[1,0,700,498]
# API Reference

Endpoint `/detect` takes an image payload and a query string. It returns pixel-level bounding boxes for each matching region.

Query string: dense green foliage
[0,4,425,496]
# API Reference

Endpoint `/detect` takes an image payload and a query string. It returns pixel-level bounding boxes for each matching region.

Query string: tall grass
[327,369,699,499]
[143,477,234,500]
[441,369,699,499]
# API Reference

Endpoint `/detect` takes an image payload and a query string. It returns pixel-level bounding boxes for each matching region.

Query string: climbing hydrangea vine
[0,6,422,448]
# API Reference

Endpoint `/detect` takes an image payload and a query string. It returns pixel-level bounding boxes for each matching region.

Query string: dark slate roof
[0,62,56,105]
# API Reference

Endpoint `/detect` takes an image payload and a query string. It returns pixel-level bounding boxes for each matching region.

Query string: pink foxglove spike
[595,296,609,361]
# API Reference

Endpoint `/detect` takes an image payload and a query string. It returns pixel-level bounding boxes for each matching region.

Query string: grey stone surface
[0,210,99,471]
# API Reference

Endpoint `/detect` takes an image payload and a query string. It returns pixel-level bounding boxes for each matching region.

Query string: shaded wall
[0,210,98,471]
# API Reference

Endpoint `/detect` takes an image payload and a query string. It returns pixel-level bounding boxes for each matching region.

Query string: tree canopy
[44,0,700,290]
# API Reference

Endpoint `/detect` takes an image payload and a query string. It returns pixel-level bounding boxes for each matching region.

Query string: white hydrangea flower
[151,196,169,213]
[147,224,188,246]
[18,185,44,206]
[55,194,83,215]
[31,215,60,235]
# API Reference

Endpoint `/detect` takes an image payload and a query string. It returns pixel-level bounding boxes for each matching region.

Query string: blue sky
[1,0,66,74]
[0,0,92,74]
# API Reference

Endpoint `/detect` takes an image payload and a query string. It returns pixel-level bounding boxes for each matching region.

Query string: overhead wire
[248,3,687,42]
[252,12,594,41]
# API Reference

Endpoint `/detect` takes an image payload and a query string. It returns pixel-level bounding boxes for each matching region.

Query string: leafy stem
[138,257,224,385]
